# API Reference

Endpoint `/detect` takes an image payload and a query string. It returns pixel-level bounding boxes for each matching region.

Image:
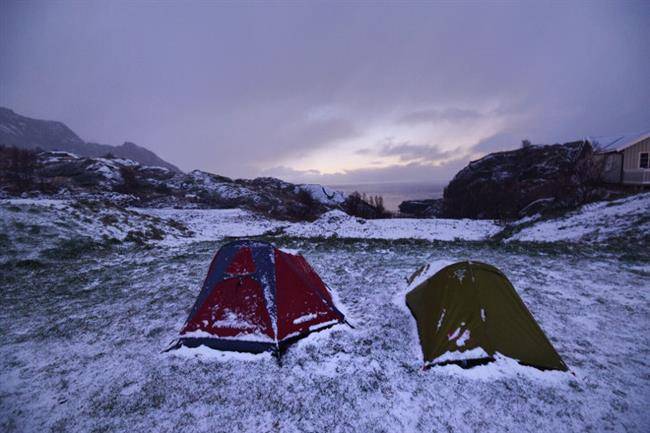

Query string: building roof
[588,130,650,153]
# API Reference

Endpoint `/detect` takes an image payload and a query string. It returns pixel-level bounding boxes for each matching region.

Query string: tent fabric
[405,261,567,371]
[177,240,345,354]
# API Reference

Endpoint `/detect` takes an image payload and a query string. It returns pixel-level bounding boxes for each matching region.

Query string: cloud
[1,2,648,181]
[279,117,359,156]
[469,132,520,155]
[398,108,483,125]
[376,141,460,163]
[262,157,468,185]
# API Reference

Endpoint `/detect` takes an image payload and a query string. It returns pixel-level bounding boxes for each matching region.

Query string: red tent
[172,240,346,355]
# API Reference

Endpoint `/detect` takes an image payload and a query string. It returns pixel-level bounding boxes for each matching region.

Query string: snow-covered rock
[0,149,348,221]
[298,184,347,205]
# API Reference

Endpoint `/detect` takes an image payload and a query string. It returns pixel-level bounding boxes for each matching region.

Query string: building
[590,131,650,185]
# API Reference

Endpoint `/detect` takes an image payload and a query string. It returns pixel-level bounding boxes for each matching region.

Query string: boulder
[398,199,443,218]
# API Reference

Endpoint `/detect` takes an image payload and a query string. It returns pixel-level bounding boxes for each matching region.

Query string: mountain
[0,107,181,172]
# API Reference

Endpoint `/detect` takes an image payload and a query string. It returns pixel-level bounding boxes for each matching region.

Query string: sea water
[328,181,445,212]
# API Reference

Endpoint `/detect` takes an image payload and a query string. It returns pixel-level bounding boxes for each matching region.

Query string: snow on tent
[405,261,567,371]
[170,240,346,356]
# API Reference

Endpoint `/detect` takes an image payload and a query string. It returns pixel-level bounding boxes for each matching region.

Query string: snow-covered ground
[141,207,284,242]
[283,210,500,241]
[1,197,649,432]
[139,208,501,243]
[505,192,650,244]
[0,199,193,259]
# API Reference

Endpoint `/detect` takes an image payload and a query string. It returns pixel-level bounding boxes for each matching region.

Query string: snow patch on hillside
[0,199,192,256]
[507,193,650,243]
[298,184,347,205]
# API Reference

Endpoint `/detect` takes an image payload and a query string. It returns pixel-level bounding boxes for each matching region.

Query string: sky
[1,1,649,184]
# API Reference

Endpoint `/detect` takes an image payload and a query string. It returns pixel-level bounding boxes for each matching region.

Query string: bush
[0,145,38,192]
[291,189,322,221]
[115,166,140,194]
[343,191,390,219]
[100,214,119,225]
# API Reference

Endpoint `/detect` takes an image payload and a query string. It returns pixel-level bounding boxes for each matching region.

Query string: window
[640,152,649,169]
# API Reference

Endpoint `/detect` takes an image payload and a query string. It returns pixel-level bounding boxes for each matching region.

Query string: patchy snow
[454,268,466,282]
[434,353,572,383]
[293,313,317,324]
[299,184,347,205]
[308,319,339,332]
[40,150,79,159]
[180,330,275,343]
[172,345,274,362]
[436,309,446,330]
[0,199,192,257]
[279,247,301,255]
[132,208,500,243]
[454,329,471,347]
[403,259,457,292]
[447,326,463,341]
[135,207,285,243]
[1,197,649,432]
[507,193,650,243]
[432,346,490,364]
[187,170,259,201]
[210,309,257,329]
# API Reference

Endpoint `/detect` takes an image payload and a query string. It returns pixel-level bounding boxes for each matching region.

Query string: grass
[41,237,114,260]
[5,259,47,270]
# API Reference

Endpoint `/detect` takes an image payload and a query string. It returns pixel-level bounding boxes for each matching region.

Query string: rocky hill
[404,140,622,220]
[0,147,351,221]
[0,107,180,172]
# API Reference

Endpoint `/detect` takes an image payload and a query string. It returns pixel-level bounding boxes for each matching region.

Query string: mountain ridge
[0,107,181,172]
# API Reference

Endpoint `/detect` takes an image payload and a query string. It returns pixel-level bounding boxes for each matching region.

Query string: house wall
[596,153,623,183]
[622,137,650,185]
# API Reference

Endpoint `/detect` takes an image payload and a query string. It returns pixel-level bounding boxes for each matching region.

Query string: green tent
[405,261,567,371]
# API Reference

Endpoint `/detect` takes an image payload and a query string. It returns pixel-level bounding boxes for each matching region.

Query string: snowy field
[1,198,649,432]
